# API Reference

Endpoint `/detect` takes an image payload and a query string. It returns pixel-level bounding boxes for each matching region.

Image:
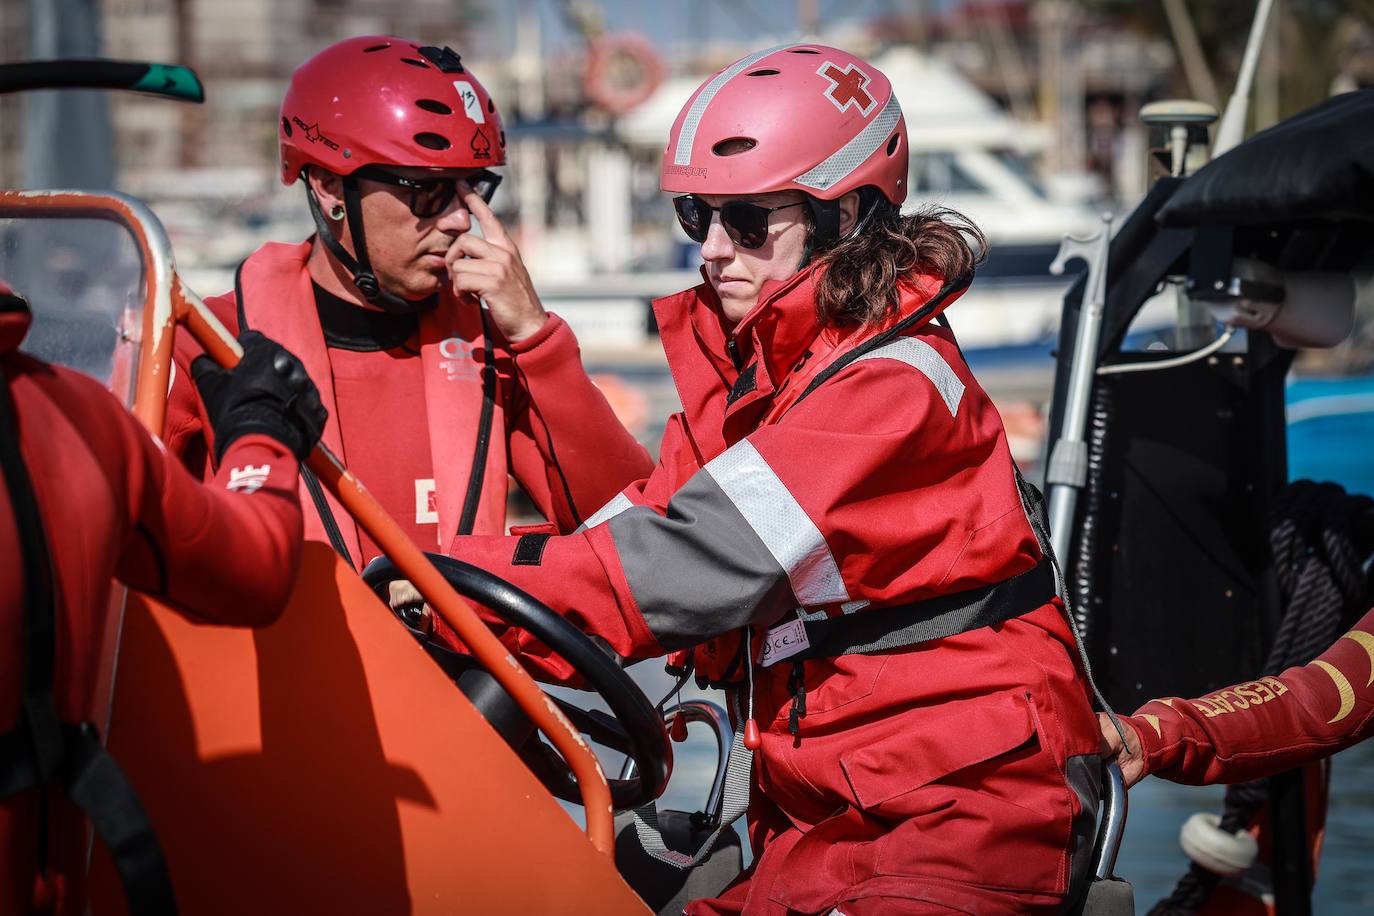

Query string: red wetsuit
[441,268,1103,914]
[165,242,653,563]
[0,307,306,916]
[1125,605,1374,785]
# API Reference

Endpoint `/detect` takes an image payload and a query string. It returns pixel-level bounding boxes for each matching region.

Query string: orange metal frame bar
[0,189,616,855]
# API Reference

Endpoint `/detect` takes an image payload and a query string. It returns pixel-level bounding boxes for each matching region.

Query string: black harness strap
[780,271,972,423]
[790,558,1056,662]
[0,365,177,914]
[457,308,497,536]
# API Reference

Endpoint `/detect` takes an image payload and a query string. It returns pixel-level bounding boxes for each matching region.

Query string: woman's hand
[387,579,433,636]
[1099,712,1147,787]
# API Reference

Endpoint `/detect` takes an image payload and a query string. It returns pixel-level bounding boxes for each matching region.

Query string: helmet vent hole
[363,43,391,53]
[886,133,899,156]
[789,48,821,54]
[746,68,779,77]
[414,132,451,151]
[401,58,430,68]
[487,99,495,113]
[281,116,293,137]
[712,137,757,157]
[499,129,507,147]
[415,99,453,115]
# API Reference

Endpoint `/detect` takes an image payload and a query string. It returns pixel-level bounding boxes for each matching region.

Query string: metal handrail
[1092,761,1129,880]
[620,698,732,823]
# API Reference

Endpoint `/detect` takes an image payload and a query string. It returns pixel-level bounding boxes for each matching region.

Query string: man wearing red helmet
[165,37,652,567]
[426,45,1102,913]
[0,281,327,914]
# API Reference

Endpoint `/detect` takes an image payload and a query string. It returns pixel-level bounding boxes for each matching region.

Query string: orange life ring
[584,32,664,116]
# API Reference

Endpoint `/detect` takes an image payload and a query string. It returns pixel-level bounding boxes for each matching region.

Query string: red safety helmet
[278,36,506,310]
[662,44,907,245]
[280,35,506,185]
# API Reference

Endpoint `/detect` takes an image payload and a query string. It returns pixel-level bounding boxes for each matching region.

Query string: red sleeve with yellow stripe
[1127,606,1374,785]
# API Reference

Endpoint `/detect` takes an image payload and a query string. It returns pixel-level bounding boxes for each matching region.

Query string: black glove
[192,330,327,465]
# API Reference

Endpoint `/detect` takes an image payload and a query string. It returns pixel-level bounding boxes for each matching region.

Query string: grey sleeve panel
[608,472,796,650]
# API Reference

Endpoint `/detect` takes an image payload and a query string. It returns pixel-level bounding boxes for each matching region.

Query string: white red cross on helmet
[817,62,877,117]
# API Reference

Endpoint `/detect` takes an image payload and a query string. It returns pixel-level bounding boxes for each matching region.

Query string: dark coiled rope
[1072,383,1114,644]
[1149,480,1374,915]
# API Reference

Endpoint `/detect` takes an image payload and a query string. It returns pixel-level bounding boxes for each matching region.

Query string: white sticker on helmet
[793,92,902,192]
[453,80,486,124]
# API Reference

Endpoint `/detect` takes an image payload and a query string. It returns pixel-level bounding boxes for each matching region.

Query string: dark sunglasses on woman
[355,166,503,218]
[673,194,805,249]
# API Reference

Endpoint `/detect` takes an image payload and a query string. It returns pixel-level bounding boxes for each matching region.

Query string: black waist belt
[790,557,1057,662]
[1,363,177,915]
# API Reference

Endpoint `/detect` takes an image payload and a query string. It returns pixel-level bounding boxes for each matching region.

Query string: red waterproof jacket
[0,306,306,915]
[165,242,652,561]
[1126,605,1374,785]
[442,267,1103,913]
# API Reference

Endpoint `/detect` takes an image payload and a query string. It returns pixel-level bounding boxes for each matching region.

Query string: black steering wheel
[361,552,671,811]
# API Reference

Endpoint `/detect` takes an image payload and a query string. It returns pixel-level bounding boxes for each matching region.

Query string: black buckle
[418,45,465,73]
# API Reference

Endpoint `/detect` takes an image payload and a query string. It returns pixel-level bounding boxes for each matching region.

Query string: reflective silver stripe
[577,491,634,532]
[674,44,800,166]
[703,440,850,607]
[793,92,903,192]
[852,336,965,417]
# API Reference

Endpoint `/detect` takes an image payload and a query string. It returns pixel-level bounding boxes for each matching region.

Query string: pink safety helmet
[280,35,506,185]
[661,44,907,207]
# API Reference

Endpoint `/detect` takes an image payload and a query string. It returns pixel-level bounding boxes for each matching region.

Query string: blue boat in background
[1287,376,1374,498]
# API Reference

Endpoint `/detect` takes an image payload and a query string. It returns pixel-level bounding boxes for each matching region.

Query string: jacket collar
[652,265,961,449]
[650,264,829,448]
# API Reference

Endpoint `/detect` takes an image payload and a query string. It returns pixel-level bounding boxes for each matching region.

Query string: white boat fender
[1178,811,1260,877]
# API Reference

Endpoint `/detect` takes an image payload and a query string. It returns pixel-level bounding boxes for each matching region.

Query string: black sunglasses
[673,194,805,249]
[355,166,503,217]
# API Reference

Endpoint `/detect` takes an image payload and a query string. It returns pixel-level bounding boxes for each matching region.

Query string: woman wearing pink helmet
[434,44,1101,913]
[165,36,652,567]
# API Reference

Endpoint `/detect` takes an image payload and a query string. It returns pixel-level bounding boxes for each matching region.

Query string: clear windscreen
[0,215,146,407]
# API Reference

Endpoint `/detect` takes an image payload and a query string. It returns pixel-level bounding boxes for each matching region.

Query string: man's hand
[445,184,548,343]
[1099,712,1147,787]
[387,579,433,636]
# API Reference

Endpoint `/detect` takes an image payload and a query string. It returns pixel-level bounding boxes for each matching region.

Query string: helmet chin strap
[798,196,841,269]
[799,190,888,269]
[304,172,438,315]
